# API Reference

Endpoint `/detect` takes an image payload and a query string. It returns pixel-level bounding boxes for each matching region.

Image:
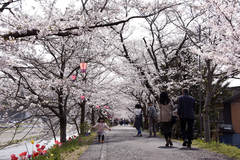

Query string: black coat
[134,109,143,130]
[177,94,195,119]
[134,117,143,130]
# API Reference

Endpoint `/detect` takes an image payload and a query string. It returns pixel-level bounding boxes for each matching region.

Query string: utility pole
[199,25,202,139]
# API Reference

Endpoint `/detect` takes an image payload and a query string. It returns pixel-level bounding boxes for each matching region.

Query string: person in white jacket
[92,117,111,143]
[134,104,143,136]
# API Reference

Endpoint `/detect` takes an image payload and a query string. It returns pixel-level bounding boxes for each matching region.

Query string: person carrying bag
[134,104,143,137]
[159,91,174,146]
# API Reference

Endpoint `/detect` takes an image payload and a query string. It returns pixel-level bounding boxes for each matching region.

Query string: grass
[192,139,240,159]
[61,132,97,160]
[43,132,97,160]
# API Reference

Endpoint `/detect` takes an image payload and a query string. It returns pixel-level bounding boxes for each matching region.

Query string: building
[218,86,240,148]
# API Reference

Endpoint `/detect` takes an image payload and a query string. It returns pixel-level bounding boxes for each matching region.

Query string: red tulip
[23,152,27,156]
[41,145,45,150]
[33,152,39,157]
[11,154,18,160]
[79,138,81,140]
[36,144,40,148]
[55,140,62,147]
[69,137,71,141]
[37,148,42,152]
[43,150,47,154]
[74,135,76,138]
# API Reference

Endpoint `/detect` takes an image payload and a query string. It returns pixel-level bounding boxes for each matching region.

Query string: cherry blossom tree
[1,0,239,144]
[188,0,240,142]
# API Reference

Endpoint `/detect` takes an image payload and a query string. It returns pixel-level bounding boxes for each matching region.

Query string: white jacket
[134,108,142,117]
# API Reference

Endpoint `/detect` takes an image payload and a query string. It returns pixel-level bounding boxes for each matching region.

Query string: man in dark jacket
[177,88,195,148]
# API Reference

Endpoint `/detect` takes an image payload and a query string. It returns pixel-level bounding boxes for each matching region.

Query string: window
[216,109,224,123]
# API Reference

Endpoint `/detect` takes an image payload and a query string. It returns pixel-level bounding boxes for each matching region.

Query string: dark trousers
[149,118,156,136]
[180,118,194,144]
[98,135,104,141]
[164,132,172,140]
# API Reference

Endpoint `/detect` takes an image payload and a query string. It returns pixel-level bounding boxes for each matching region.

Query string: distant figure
[177,88,195,148]
[148,102,157,137]
[120,120,123,125]
[123,119,126,125]
[92,117,111,143]
[134,104,143,137]
[126,119,129,125]
[159,91,173,146]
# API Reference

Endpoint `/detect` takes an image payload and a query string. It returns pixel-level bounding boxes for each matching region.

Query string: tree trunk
[60,116,67,143]
[144,115,148,130]
[80,101,86,134]
[74,119,80,136]
[58,87,67,143]
[215,121,218,142]
[142,106,148,130]
[204,93,212,142]
[80,101,85,124]
[91,108,95,126]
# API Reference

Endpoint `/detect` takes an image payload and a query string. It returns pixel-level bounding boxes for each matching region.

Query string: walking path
[79,125,234,160]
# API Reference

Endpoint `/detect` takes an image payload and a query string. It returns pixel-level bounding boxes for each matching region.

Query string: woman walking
[134,104,143,136]
[159,91,173,146]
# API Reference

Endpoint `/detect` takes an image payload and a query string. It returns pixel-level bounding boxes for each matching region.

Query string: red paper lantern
[81,96,85,100]
[79,63,87,73]
[71,75,76,81]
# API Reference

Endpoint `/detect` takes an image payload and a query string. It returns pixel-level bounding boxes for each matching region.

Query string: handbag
[152,115,158,124]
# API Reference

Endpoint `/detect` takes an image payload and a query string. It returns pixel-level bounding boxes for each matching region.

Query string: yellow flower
[31,140,34,144]
[51,154,53,156]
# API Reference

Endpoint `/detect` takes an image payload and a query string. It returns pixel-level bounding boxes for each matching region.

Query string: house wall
[231,99,240,133]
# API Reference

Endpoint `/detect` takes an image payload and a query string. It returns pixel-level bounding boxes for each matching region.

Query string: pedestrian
[134,104,143,137]
[177,88,195,148]
[159,91,173,146]
[92,117,111,143]
[123,119,126,126]
[148,102,157,137]
[126,119,129,125]
[120,119,123,125]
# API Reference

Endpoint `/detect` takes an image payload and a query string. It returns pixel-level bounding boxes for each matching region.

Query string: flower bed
[10,132,96,160]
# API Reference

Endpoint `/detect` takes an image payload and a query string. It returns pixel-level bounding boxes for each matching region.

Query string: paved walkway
[79,125,234,160]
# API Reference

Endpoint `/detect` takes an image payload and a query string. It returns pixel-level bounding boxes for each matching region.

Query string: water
[0,137,59,160]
